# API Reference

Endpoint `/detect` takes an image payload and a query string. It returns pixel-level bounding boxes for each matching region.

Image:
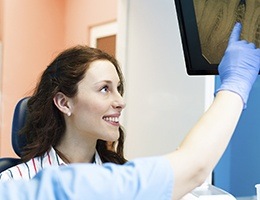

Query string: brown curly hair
[20,45,127,164]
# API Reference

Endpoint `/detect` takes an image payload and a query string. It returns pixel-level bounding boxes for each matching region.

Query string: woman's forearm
[166,91,243,200]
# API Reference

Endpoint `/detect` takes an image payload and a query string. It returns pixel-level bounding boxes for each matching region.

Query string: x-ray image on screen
[194,0,260,64]
[174,0,260,75]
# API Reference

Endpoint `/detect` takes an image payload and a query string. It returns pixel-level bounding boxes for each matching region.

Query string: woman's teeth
[103,117,119,122]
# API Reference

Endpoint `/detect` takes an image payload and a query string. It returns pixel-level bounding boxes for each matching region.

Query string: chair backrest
[0,97,29,173]
[12,97,29,157]
[0,157,22,172]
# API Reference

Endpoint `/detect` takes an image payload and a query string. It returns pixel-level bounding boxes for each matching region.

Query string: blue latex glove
[216,22,260,109]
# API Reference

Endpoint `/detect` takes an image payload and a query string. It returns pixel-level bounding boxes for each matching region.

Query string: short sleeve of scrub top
[0,156,174,200]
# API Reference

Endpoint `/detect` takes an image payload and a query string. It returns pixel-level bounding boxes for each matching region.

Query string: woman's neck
[55,135,97,164]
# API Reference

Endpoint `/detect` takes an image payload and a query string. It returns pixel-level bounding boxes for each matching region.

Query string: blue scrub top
[0,156,174,200]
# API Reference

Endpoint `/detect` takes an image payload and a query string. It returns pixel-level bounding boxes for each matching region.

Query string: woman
[0,45,127,180]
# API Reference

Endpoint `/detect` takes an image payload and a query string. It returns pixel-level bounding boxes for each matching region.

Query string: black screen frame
[174,0,219,75]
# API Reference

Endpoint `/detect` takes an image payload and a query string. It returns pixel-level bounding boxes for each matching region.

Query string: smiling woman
[58,60,126,143]
[0,45,127,181]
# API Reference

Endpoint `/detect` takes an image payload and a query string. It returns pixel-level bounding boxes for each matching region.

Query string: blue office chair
[0,97,29,172]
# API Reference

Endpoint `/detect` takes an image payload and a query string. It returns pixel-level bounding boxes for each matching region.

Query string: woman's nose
[112,93,126,110]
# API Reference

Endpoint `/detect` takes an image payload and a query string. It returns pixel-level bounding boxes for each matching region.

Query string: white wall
[117,0,214,159]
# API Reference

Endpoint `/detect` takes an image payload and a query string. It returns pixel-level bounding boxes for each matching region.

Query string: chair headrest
[11,97,29,157]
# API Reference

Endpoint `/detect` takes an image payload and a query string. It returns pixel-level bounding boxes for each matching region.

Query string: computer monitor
[174,0,259,75]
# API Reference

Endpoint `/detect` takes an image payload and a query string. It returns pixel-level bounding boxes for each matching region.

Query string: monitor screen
[174,0,259,75]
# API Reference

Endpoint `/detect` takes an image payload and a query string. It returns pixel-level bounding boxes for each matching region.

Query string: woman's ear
[53,92,72,116]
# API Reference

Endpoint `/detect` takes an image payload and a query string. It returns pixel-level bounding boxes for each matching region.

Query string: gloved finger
[234,41,256,49]
[228,22,242,45]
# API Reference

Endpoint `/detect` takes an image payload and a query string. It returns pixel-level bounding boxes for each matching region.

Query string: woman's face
[68,60,126,142]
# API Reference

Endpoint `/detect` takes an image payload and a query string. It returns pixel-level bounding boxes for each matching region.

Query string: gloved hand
[216,22,260,109]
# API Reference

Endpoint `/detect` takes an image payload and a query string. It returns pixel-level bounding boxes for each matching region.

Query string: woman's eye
[117,85,122,93]
[100,86,109,93]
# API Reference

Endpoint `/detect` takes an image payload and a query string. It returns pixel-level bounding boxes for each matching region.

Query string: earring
[67,112,71,117]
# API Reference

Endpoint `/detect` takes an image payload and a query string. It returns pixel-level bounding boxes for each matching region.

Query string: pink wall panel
[0,0,117,157]
[0,1,3,40]
[1,0,65,156]
[65,0,117,46]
